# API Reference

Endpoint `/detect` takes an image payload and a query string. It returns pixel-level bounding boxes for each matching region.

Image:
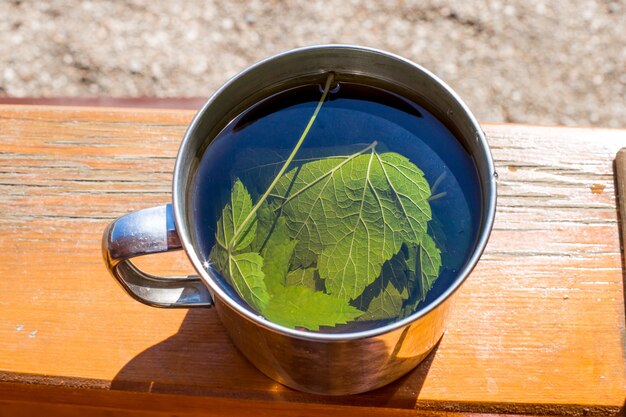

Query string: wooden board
[0,106,624,416]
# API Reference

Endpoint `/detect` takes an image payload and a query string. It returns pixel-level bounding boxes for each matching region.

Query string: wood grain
[0,382,552,417]
[0,106,624,416]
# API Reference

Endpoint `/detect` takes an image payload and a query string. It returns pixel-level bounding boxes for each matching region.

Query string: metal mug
[103,45,496,395]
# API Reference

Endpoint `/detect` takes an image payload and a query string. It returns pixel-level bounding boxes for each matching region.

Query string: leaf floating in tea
[413,234,442,302]
[285,268,318,291]
[400,235,443,318]
[209,73,443,331]
[225,252,268,310]
[427,211,447,255]
[215,179,258,252]
[263,285,362,331]
[359,281,408,321]
[252,202,297,295]
[273,145,432,302]
[356,253,410,321]
[210,179,270,310]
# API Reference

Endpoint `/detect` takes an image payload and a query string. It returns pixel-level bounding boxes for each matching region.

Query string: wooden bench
[0,105,624,416]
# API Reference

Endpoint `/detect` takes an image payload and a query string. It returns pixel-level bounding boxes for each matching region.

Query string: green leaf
[252,203,297,295]
[355,253,409,321]
[209,243,228,273]
[359,281,408,321]
[286,268,318,290]
[401,234,442,317]
[413,234,442,302]
[273,145,432,301]
[404,244,418,275]
[227,252,269,311]
[263,285,363,330]
[215,179,257,251]
[210,180,269,311]
[210,246,269,311]
[428,211,447,255]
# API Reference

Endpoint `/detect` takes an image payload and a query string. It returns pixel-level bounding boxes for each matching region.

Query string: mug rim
[173,44,497,342]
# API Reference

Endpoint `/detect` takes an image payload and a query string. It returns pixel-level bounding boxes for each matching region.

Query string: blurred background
[0,0,624,127]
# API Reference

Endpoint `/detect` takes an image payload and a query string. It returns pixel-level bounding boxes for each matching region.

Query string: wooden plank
[0,382,455,417]
[0,382,554,417]
[0,97,206,109]
[0,106,624,415]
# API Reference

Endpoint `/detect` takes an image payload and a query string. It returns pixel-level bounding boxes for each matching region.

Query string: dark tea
[191,74,481,333]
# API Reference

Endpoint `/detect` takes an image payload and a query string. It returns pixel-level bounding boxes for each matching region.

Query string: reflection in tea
[192,73,481,332]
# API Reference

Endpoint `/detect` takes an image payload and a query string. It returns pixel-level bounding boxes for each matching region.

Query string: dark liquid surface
[191,81,482,332]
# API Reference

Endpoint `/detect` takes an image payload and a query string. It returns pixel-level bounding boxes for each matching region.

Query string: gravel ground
[1,0,625,127]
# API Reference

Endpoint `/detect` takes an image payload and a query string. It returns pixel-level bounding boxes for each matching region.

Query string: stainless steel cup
[103,45,496,395]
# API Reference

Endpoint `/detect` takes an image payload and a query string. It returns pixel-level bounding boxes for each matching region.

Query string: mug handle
[102,204,213,308]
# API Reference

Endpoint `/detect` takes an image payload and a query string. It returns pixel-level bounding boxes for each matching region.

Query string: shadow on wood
[110,308,438,409]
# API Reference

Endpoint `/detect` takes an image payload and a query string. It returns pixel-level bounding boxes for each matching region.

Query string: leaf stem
[229,72,335,251]
[427,191,447,202]
[430,172,446,194]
